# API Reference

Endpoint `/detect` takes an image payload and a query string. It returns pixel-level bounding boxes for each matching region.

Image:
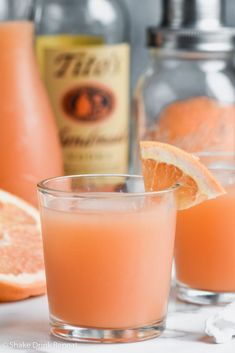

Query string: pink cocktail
[37,175,177,343]
[175,153,235,305]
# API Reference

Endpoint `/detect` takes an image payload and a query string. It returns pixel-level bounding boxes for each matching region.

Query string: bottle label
[38,37,130,174]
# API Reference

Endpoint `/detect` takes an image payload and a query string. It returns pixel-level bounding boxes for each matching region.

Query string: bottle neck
[0,21,34,50]
[0,0,34,21]
[149,49,234,70]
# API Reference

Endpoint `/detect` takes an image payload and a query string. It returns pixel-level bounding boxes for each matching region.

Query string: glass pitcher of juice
[0,0,63,206]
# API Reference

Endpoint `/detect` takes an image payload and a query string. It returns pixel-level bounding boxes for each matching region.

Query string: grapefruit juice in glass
[37,175,177,343]
[175,154,235,304]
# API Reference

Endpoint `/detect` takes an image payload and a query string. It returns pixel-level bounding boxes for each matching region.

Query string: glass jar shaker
[134,0,235,171]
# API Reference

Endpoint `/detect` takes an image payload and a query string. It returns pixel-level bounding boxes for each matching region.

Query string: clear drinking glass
[37,174,177,343]
[175,153,235,305]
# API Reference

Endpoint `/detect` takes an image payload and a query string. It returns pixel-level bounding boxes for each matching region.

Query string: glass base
[176,281,235,305]
[50,315,166,343]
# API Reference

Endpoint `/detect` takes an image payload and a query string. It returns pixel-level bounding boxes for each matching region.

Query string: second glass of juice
[175,154,235,305]
[37,174,177,343]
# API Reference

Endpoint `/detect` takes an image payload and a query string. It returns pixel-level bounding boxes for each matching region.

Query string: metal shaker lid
[161,0,224,30]
[148,0,235,52]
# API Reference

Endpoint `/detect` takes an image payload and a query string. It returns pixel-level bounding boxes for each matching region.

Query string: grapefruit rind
[0,279,45,302]
[0,189,40,226]
[0,271,45,284]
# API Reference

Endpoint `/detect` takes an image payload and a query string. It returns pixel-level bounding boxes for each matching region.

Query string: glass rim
[209,167,235,174]
[194,151,235,157]
[37,174,179,198]
[193,151,235,173]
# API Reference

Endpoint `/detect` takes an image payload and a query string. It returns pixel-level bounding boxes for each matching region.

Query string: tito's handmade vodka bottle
[35,0,130,174]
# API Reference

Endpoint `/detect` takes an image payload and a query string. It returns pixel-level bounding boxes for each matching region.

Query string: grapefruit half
[153,97,235,153]
[0,189,45,301]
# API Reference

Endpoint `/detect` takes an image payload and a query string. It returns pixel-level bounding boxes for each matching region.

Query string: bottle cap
[148,0,235,52]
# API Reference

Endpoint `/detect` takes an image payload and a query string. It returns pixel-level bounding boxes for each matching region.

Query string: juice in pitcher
[0,20,63,206]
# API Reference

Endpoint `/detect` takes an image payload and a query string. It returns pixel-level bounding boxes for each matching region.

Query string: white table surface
[1,288,235,353]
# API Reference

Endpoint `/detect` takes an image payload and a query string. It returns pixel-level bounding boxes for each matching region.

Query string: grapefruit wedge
[0,189,45,301]
[140,141,225,210]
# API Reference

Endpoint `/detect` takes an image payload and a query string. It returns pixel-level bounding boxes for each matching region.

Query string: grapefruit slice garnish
[0,189,45,301]
[140,141,226,210]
